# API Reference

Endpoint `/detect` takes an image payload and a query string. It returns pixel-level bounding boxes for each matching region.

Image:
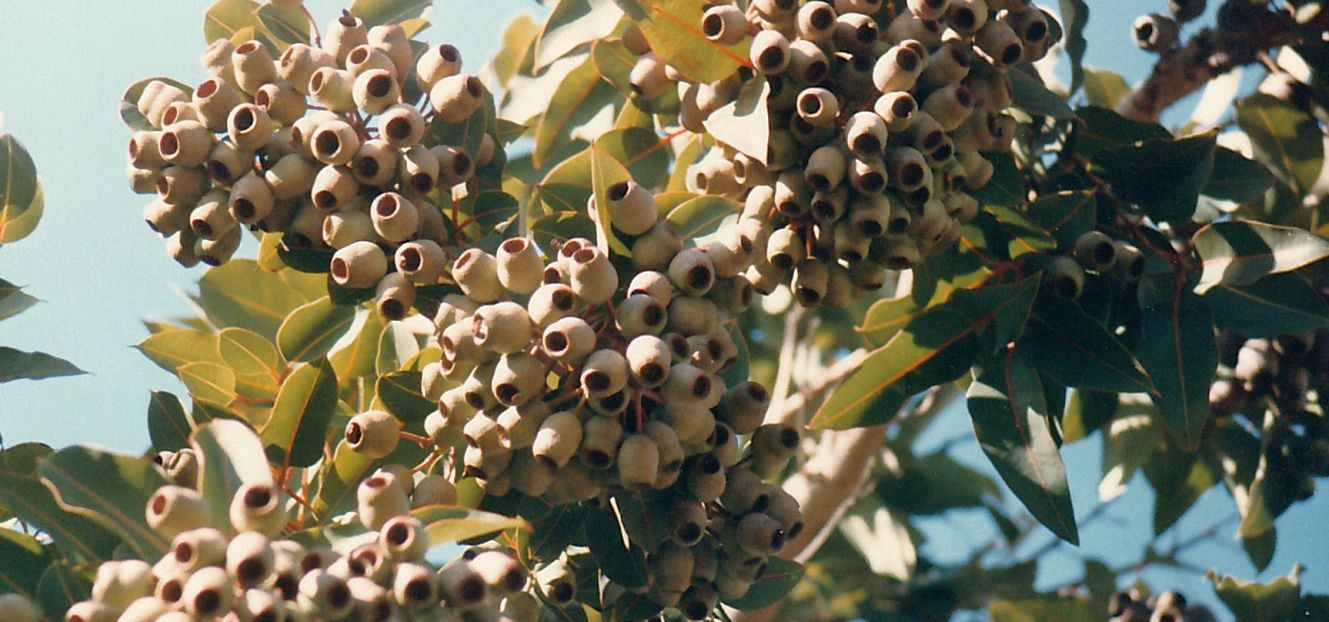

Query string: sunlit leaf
[194,260,324,340]
[618,0,747,84]
[534,0,622,71]
[0,133,45,244]
[1193,220,1329,294]
[1237,94,1324,194]
[39,446,170,558]
[703,78,770,165]
[348,0,433,29]
[277,296,357,363]
[178,362,238,406]
[260,357,338,469]
[665,195,739,240]
[413,505,530,543]
[191,419,273,531]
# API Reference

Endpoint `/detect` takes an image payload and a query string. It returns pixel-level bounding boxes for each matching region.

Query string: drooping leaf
[1236,93,1325,194]
[1073,106,1169,159]
[1020,296,1155,394]
[986,205,1057,259]
[147,391,193,452]
[968,350,1078,544]
[722,557,806,610]
[260,357,338,469]
[1205,271,1329,337]
[0,474,120,564]
[0,133,45,244]
[0,279,38,321]
[38,446,171,558]
[703,78,771,165]
[859,253,993,347]
[1097,396,1156,501]
[1010,70,1074,118]
[312,441,374,521]
[277,296,357,363]
[532,55,617,169]
[585,507,649,588]
[255,3,310,50]
[0,529,53,597]
[533,0,622,71]
[531,211,597,254]
[191,419,273,531]
[1135,291,1216,452]
[950,276,1042,348]
[1093,130,1217,223]
[348,0,433,29]
[1057,0,1089,94]
[0,348,83,384]
[620,0,748,84]
[412,505,530,543]
[1145,439,1216,535]
[1203,147,1275,203]
[1193,220,1329,294]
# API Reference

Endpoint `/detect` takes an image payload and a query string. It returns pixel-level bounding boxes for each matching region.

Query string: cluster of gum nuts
[1108,589,1216,622]
[127,11,496,320]
[616,0,1064,305]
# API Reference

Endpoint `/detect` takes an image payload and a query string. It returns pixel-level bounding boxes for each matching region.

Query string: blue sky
[0,1,1323,618]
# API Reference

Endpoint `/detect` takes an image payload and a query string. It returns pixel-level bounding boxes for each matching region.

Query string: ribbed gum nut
[345,410,401,459]
[138,80,189,129]
[495,238,543,295]
[431,74,484,122]
[375,105,426,150]
[924,84,976,132]
[795,1,836,40]
[627,272,675,308]
[493,352,546,406]
[618,434,662,488]
[915,42,968,92]
[229,481,286,536]
[632,223,686,271]
[639,420,681,479]
[527,282,578,328]
[330,241,389,289]
[357,470,411,530]
[128,130,167,170]
[369,192,418,242]
[471,301,534,355]
[789,259,826,307]
[90,560,153,610]
[701,5,748,45]
[685,453,726,502]
[352,68,401,115]
[975,20,1024,68]
[604,180,657,236]
[532,411,583,468]
[279,43,333,95]
[308,67,357,112]
[348,139,396,187]
[579,349,628,399]
[667,296,719,337]
[322,206,376,249]
[453,248,503,302]
[439,559,489,607]
[542,317,596,367]
[872,92,917,136]
[345,44,396,79]
[323,12,367,64]
[794,87,838,127]
[223,531,273,589]
[749,29,791,75]
[416,43,463,91]
[144,485,210,538]
[411,473,457,509]
[310,119,361,165]
[568,246,618,305]
[428,146,474,188]
[264,153,318,201]
[231,40,277,94]
[578,415,625,470]
[311,165,358,211]
[188,191,235,241]
[1047,255,1086,299]
[390,240,444,285]
[298,569,354,618]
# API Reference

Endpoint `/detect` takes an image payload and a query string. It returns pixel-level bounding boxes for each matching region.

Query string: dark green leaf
[723,557,805,610]
[1237,93,1325,194]
[0,133,43,244]
[0,279,38,321]
[147,391,192,452]
[1096,395,1155,501]
[1208,566,1303,622]
[529,503,592,561]
[585,507,648,588]
[376,371,434,424]
[968,350,1078,544]
[1244,524,1278,573]
[531,211,597,254]
[1010,70,1074,118]
[1094,130,1217,223]
[330,311,385,383]
[1025,191,1096,249]
[0,348,83,384]
[260,357,338,469]
[1206,272,1329,337]
[534,0,622,70]
[1073,106,1169,159]
[1204,147,1275,203]
[1193,220,1329,294]
[950,276,1041,348]
[970,151,1023,208]
[1020,296,1154,394]
[39,447,170,558]
[0,443,52,476]
[859,254,992,347]
[703,78,771,164]
[0,474,120,564]
[877,451,1000,515]
[277,296,356,363]
[35,563,90,620]
[1145,439,1216,535]
[1135,292,1216,451]
[0,529,52,597]
[1057,0,1089,94]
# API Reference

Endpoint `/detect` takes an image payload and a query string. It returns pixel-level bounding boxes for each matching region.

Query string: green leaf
[0,133,45,244]
[1193,220,1329,294]
[537,147,594,215]
[722,557,806,610]
[532,55,617,169]
[191,419,273,531]
[412,505,530,543]
[531,211,597,254]
[878,451,1001,515]
[330,311,384,383]
[1208,566,1303,622]
[0,278,38,321]
[147,391,193,452]
[1081,68,1130,109]
[1145,439,1216,534]
[0,347,83,384]
[1010,70,1074,118]
[277,296,357,363]
[1020,296,1155,394]
[136,329,223,374]
[1094,130,1217,223]
[118,76,194,132]
[593,128,672,189]
[859,253,993,347]
[1057,0,1089,94]
[0,443,53,477]
[810,305,980,430]
[988,598,1099,622]
[1237,93,1325,194]
[535,0,622,70]
[971,152,1023,208]
[1025,191,1096,249]
[1135,292,1216,452]
[490,14,540,87]
[261,357,338,469]
[1205,272,1329,337]
[0,474,120,564]
[622,0,747,84]
[35,563,90,620]
[0,529,53,597]
[376,371,434,424]
[347,0,432,29]
[703,78,771,165]
[39,446,171,558]
[203,0,263,45]
[1204,147,1274,203]
[585,507,648,588]
[1096,395,1156,501]
[194,260,325,340]
[219,326,283,380]
[951,276,1042,348]
[1073,106,1169,160]
[178,362,238,405]
[986,205,1056,259]
[255,3,310,50]
[968,350,1078,544]
[665,195,740,240]
[589,142,633,254]
[312,441,374,521]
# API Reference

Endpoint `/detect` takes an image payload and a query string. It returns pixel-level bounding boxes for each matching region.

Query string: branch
[766,348,870,427]
[1117,0,1300,122]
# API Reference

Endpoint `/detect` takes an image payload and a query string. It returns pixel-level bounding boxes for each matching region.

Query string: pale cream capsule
[308,67,357,112]
[431,74,484,122]
[231,40,278,95]
[331,241,389,289]
[279,43,335,95]
[416,43,463,91]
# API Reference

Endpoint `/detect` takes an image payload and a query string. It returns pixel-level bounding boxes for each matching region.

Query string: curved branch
[1117,0,1299,122]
